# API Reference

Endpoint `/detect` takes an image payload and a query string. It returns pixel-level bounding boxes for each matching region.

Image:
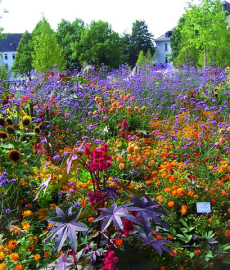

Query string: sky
[0,0,200,39]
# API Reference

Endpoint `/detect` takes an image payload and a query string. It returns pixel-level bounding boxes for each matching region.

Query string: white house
[0,33,23,80]
[155,1,230,66]
[155,29,173,66]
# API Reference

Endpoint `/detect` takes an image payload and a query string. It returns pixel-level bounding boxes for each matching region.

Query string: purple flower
[53,155,60,160]
[5,209,11,214]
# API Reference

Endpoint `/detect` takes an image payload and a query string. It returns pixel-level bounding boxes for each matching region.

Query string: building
[155,29,173,66]
[155,1,230,66]
[0,33,23,80]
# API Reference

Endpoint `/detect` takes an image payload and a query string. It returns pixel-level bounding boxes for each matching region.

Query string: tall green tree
[32,18,66,72]
[71,20,123,68]
[56,18,85,70]
[12,31,33,78]
[128,20,154,67]
[178,0,230,68]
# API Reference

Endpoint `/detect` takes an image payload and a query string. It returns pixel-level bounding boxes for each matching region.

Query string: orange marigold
[115,239,123,246]
[9,252,19,262]
[168,201,174,207]
[226,230,230,237]
[0,263,6,270]
[8,240,17,249]
[33,254,41,261]
[88,217,95,222]
[14,265,23,270]
[181,205,187,215]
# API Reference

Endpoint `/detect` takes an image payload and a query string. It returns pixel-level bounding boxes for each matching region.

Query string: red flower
[195,250,201,255]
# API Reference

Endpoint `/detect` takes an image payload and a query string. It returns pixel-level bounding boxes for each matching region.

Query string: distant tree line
[11,17,154,76]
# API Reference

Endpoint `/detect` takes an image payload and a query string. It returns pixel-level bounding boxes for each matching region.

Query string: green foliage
[177,0,230,67]
[32,18,66,72]
[56,18,85,70]
[71,20,123,69]
[170,16,185,63]
[0,63,10,88]
[128,20,154,67]
[136,50,146,67]
[12,31,33,77]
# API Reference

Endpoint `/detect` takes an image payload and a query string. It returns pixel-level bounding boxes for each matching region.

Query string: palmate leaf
[101,187,120,202]
[55,252,74,270]
[113,243,158,270]
[135,232,172,256]
[46,207,88,252]
[130,195,169,235]
[93,203,142,232]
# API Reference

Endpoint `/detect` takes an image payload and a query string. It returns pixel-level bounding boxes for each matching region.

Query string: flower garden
[1,65,230,270]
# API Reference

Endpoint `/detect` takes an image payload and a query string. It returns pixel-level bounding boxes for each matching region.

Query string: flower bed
[1,66,230,270]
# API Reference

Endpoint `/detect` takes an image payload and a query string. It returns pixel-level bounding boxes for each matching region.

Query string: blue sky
[0,0,200,38]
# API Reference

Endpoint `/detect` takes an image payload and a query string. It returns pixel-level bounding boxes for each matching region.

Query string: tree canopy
[32,18,66,72]
[128,20,154,67]
[71,20,123,68]
[175,0,230,68]
[12,31,33,77]
[56,18,85,70]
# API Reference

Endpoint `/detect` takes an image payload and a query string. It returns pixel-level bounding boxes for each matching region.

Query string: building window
[12,54,15,60]
[165,43,168,51]
[165,57,168,64]
[4,54,8,60]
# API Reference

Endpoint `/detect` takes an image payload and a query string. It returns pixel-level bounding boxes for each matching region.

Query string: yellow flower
[21,222,30,231]
[0,252,5,261]
[22,116,32,126]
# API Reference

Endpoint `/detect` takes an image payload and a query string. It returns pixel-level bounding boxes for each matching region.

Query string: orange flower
[0,263,6,270]
[119,163,125,170]
[21,222,30,231]
[178,266,184,270]
[167,235,174,240]
[8,240,17,249]
[181,205,187,215]
[225,230,230,237]
[27,245,35,252]
[33,254,41,261]
[115,239,123,246]
[23,210,33,218]
[164,188,171,193]
[9,252,19,262]
[45,251,49,258]
[228,208,230,214]
[222,191,227,196]
[216,230,220,235]
[14,265,23,270]
[160,266,166,270]
[116,156,123,163]
[208,218,213,222]
[170,249,177,256]
[88,217,95,222]
[195,250,201,255]
[33,236,39,243]
[168,201,174,207]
